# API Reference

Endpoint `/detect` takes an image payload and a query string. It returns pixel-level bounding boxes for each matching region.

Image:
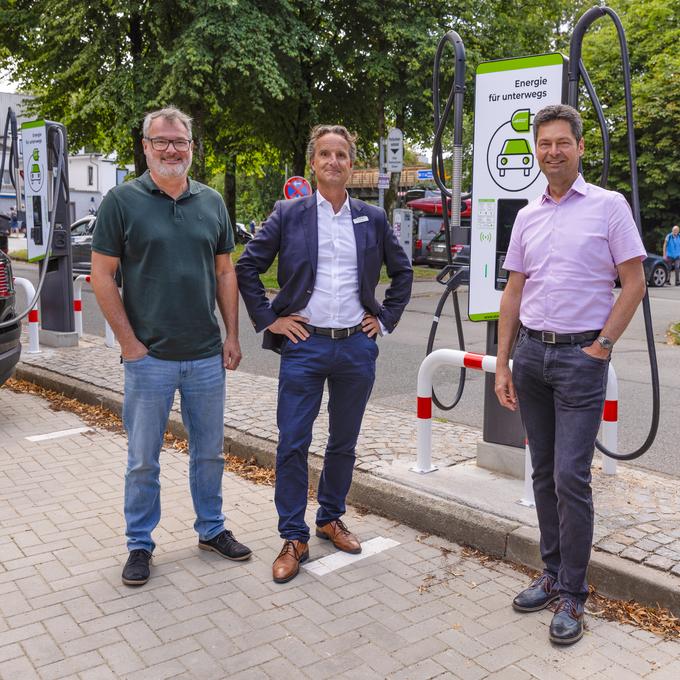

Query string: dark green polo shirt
[92,171,234,361]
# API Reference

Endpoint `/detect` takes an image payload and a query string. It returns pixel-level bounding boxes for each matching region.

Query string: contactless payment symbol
[283,176,312,200]
[486,109,540,193]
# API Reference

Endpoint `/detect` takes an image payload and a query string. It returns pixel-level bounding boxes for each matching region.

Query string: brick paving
[2,387,680,679]
[16,334,680,578]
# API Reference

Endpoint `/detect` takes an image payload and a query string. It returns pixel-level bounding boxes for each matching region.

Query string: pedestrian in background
[495,104,646,645]
[663,224,680,286]
[249,219,256,234]
[237,124,413,584]
[91,106,251,587]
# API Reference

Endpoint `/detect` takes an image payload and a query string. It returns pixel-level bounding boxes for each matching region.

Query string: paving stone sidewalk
[2,387,680,679]
[16,334,680,584]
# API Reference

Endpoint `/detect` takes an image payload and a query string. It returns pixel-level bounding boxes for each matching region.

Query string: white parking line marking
[26,427,93,442]
[303,536,400,576]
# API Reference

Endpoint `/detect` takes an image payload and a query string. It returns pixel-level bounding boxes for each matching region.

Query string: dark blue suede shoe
[512,573,559,612]
[549,597,585,645]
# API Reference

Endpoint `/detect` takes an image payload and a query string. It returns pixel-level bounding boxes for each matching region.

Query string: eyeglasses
[144,137,192,151]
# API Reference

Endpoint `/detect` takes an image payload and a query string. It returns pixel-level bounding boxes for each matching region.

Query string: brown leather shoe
[315,519,361,554]
[272,539,309,584]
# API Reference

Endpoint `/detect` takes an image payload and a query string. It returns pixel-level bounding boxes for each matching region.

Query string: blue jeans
[275,332,378,541]
[122,353,226,552]
[512,330,609,602]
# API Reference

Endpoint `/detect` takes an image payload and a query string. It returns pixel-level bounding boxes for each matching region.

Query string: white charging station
[21,120,50,262]
[469,54,567,321]
[392,208,413,261]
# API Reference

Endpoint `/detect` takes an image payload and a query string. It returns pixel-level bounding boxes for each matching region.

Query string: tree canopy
[1,0,678,234]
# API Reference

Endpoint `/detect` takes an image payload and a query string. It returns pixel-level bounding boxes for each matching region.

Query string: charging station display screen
[468,53,566,320]
[495,199,527,290]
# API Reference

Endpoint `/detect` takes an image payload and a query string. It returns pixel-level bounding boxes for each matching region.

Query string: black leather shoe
[198,529,252,561]
[549,597,585,645]
[512,573,559,612]
[122,549,152,586]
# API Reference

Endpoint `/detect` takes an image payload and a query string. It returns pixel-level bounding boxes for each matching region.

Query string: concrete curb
[14,363,680,615]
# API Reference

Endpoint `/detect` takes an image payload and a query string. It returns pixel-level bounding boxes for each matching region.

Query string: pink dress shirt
[503,174,646,333]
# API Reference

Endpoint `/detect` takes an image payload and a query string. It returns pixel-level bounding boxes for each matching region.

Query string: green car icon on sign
[497,138,534,177]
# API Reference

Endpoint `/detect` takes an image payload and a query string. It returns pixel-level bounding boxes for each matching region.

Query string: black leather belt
[302,323,363,339]
[524,327,600,345]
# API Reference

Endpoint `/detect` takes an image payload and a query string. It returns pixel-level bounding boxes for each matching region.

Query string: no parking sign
[283,176,312,200]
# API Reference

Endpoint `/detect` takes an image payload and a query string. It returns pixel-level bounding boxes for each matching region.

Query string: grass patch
[667,322,680,346]
[9,249,27,261]
[233,242,434,288]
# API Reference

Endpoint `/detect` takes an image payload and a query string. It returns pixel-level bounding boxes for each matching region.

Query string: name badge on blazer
[353,216,369,224]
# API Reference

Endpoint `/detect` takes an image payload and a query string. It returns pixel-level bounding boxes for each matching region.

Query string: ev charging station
[468,54,567,459]
[392,208,413,260]
[20,119,76,344]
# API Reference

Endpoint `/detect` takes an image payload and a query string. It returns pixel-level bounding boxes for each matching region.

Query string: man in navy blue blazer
[237,124,413,583]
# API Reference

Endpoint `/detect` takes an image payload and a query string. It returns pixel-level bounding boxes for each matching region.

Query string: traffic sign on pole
[283,176,312,200]
[386,128,403,173]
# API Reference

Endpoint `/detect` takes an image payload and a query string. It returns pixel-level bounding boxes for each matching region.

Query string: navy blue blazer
[236,194,413,352]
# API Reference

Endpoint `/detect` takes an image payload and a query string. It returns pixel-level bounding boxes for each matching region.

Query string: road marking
[302,536,400,576]
[26,427,92,442]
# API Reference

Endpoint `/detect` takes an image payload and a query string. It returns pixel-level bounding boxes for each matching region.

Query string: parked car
[643,253,670,287]
[70,215,97,276]
[0,251,21,387]
[425,232,470,283]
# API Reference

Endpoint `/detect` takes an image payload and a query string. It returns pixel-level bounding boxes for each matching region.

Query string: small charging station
[21,119,77,346]
[469,54,567,474]
[392,208,413,260]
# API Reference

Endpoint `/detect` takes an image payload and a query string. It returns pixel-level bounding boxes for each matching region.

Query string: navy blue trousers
[275,331,377,541]
[512,330,609,602]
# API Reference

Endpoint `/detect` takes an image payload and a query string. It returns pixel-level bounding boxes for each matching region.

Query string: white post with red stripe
[415,349,619,490]
[600,364,618,475]
[518,439,535,507]
[13,277,40,353]
[73,275,90,337]
[73,274,117,348]
[415,349,502,473]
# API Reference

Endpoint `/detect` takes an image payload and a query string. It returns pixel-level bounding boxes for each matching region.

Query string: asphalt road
[11,261,680,478]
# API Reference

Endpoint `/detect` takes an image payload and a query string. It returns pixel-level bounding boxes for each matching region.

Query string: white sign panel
[468,54,566,321]
[21,119,50,262]
[386,128,403,173]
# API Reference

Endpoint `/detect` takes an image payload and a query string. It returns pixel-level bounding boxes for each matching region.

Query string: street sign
[386,128,403,173]
[417,169,434,181]
[377,173,390,189]
[468,53,566,321]
[283,176,312,200]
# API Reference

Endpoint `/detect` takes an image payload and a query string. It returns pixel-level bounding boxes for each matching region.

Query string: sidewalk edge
[14,363,680,615]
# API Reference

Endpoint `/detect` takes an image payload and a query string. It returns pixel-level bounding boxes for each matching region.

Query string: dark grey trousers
[512,329,609,602]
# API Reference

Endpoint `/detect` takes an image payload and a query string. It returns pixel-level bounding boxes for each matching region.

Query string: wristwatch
[596,336,614,352]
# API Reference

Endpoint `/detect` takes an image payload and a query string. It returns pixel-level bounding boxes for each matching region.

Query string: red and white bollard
[73,274,90,338]
[600,364,618,475]
[13,277,40,353]
[73,273,116,348]
[415,349,619,499]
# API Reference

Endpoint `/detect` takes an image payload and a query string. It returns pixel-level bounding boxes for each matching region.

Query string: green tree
[579,0,680,248]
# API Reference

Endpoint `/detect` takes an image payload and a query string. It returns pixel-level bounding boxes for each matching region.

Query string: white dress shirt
[295,191,365,328]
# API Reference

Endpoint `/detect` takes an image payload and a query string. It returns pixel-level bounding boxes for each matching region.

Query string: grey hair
[533,104,583,142]
[142,106,193,139]
[307,124,357,163]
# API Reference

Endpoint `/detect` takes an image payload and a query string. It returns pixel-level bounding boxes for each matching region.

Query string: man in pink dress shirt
[495,104,646,645]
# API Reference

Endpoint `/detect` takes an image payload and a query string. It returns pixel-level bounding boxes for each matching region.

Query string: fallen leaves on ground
[6,377,276,487]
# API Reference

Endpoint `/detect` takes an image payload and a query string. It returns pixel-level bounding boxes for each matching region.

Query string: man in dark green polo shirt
[91,106,251,586]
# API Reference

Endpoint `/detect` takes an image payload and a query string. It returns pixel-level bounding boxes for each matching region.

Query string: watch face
[598,336,613,349]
